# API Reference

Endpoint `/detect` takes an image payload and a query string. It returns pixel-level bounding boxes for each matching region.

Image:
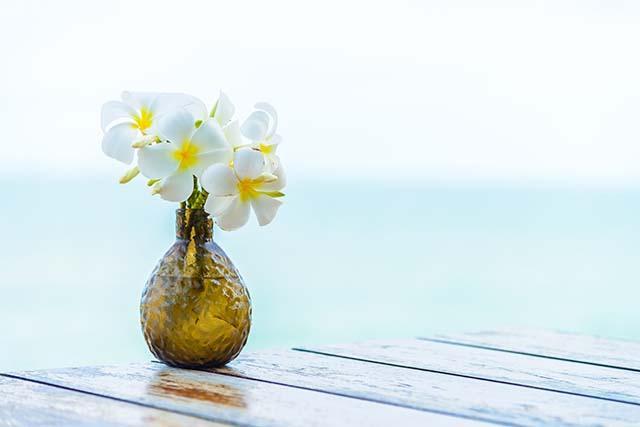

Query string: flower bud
[119,166,140,184]
[131,135,158,148]
[150,182,162,196]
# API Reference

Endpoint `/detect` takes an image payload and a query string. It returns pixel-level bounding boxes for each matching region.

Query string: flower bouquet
[101,91,285,367]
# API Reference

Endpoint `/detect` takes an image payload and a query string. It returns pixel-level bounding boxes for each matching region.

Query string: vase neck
[176,208,213,242]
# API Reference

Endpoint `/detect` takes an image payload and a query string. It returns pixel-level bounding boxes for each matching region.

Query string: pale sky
[2,0,640,184]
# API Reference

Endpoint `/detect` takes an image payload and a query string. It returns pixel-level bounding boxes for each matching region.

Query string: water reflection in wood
[148,368,247,408]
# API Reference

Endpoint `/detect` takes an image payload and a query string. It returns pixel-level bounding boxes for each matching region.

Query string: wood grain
[5,364,484,427]
[429,329,640,371]
[298,338,640,405]
[0,375,222,427]
[213,349,640,426]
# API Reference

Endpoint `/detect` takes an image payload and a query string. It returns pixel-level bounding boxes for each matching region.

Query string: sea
[1,175,639,371]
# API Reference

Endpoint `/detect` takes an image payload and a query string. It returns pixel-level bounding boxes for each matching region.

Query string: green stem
[192,188,209,209]
[186,176,199,209]
[185,176,210,210]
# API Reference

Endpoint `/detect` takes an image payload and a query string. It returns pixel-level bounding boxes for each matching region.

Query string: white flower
[240,102,282,171]
[209,91,248,152]
[201,148,286,231]
[211,91,235,127]
[101,91,207,164]
[137,109,231,202]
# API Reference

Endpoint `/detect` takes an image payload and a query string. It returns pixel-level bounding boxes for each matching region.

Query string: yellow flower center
[259,143,273,154]
[132,107,153,132]
[172,140,200,171]
[237,178,258,201]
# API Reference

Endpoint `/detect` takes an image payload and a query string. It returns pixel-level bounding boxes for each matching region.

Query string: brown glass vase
[140,208,252,368]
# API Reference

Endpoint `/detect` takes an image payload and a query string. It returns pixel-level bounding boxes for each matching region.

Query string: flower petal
[191,119,229,152]
[255,135,281,173]
[156,172,194,202]
[212,91,235,126]
[250,193,283,226]
[204,194,236,217]
[121,91,159,110]
[101,122,138,164]
[254,102,278,138]
[201,164,238,196]
[234,148,265,180]
[154,93,208,121]
[263,153,280,174]
[240,110,270,141]
[269,134,283,146]
[192,149,233,178]
[158,109,195,144]
[216,197,251,231]
[257,158,286,191]
[137,143,179,179]
[223,120,247,148]
[101,101,135,131]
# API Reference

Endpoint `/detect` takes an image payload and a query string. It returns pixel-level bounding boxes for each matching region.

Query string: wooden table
[3,329,640,426]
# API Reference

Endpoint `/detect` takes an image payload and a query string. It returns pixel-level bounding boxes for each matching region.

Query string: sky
[2,0,640,184]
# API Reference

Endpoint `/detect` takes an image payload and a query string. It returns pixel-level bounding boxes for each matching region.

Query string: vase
[140,208,252,368]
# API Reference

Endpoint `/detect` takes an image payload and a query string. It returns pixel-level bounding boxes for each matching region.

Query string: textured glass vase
[140,208,252,368]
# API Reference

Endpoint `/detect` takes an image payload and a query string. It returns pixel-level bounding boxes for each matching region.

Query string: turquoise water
[1,176,639,371]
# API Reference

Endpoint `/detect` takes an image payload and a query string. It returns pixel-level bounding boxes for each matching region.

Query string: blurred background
[1,0,639,371]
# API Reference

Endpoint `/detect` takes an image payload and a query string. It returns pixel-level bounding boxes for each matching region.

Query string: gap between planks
[12,332,637,426]
[291,347,640,407]
[4,363,504,427]
[0,372,242,427]
[211,348,640,425]
[420,337,640,373]
[147,360,510,427]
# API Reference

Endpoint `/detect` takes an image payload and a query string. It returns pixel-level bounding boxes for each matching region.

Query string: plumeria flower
[101,91,207,164]
[137,109,231,202]
[209,92,250,153]
[240,102,282,171]
[201,148,286,231]
[210,91,235,127]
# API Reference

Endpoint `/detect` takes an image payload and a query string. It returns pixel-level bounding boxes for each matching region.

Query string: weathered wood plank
[298,338,640,405]
[213,350,640,426]
[430,329,640,371]
[0,375,222,427]
[6,364,484,427]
